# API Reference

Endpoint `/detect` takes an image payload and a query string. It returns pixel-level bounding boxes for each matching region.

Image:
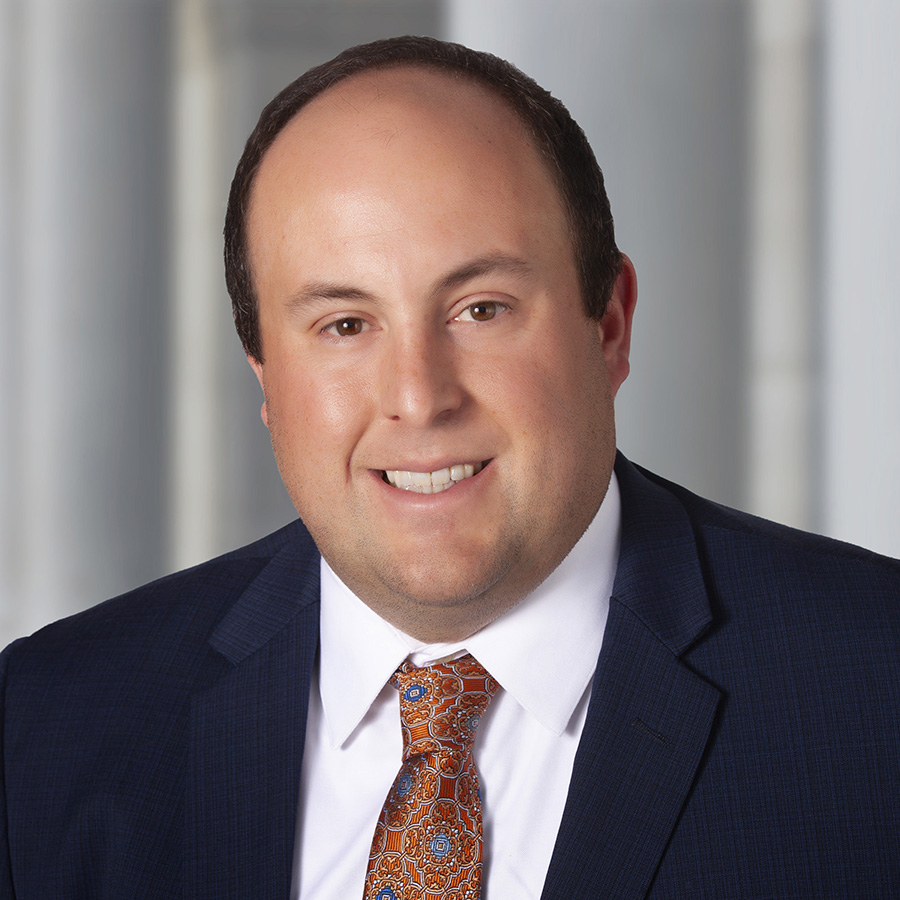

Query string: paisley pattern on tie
[363,654,499,900]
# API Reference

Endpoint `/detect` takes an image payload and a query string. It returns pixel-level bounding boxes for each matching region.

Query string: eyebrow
[430,253,535,298]
[286,252,535,311]
[286,283,375,310]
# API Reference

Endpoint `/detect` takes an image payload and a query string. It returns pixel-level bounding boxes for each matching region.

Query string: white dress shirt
[291,475,621,899]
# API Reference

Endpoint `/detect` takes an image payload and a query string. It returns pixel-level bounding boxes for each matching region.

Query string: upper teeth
[384,462,484,493]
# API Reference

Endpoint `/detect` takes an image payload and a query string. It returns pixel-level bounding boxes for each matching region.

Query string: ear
[597,253,637,397]
[247,355,270,428]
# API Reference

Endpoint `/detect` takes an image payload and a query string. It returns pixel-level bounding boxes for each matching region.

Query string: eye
[323,317,367,337]
[454,300,507,323]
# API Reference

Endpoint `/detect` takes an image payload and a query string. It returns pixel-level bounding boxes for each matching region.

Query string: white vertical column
[169,0,224,571]
[746,0,816,530]
[0,0,22,637]
[821,0,900,556]
[9,0,169,642]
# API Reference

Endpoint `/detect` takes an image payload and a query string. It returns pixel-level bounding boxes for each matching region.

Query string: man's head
[228,37,636,641]
[225,35,622,364]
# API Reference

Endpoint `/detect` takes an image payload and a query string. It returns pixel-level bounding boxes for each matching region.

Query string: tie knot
[392,654,498,758]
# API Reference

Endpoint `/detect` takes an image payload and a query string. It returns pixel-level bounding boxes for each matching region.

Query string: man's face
[247,68,635,640]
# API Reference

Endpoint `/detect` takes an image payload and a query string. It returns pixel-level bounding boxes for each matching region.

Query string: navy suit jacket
[2,455,899,898]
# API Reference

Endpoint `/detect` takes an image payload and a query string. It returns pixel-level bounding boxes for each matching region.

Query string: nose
[379,328,464,425]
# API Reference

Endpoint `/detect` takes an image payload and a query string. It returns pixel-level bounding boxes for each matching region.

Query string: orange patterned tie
[363,654,499,900]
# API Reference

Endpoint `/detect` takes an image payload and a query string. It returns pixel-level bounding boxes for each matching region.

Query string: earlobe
[598,253,637,397]
[247,355,270,428]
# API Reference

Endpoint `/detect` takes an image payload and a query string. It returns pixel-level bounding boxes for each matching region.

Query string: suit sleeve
[0,639,26,900]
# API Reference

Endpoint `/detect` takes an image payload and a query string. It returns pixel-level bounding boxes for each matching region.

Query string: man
[1,35,898,900]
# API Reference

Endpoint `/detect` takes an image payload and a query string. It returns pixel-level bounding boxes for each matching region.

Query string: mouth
[382,461,488,494]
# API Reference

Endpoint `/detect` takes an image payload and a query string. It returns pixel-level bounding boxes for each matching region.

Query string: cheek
[490,337,603,423]
[266,363,373,461]
[499,343,613,473]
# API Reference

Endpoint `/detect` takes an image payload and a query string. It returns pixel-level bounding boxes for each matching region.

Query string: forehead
[248,66,566,237]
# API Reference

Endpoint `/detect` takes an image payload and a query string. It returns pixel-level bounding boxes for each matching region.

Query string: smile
[383,461,486,494]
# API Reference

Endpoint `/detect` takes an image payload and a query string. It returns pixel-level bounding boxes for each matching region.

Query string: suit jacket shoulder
[0,517,322,900]
[4,517,316,673]
[542,455,900,900]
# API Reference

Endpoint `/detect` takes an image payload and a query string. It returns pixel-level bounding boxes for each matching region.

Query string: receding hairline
[289,59,526,114]
[250,61,554,201]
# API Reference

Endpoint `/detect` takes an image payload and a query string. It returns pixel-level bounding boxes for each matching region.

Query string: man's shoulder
[618,454,900,606]
[662,467,896,582]
[625,453,893,559]
[2,518,319,679]
[615,456,900,755]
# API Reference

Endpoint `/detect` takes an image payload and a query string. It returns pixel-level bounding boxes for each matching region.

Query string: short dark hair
[225,35,622,362]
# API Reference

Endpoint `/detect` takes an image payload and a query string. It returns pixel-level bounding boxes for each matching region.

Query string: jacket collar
[612,453,713,654]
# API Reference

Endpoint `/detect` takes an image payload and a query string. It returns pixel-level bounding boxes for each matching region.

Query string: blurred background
[1,0,898,645]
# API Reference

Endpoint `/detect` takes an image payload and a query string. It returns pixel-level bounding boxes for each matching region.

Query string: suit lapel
[186,532,320,900]
[541,456,722,900]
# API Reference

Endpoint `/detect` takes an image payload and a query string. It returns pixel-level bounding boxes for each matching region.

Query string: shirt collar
[318,473,621,746]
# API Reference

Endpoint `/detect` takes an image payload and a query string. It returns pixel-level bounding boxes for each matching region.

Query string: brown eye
[459,301,503,322]
[452,300,509,324]
[469,302,497,321]
[330,317,364,336]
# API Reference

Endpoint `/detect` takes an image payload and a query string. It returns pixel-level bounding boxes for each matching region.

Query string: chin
[379,567,497,611]
[370,544,526,625]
